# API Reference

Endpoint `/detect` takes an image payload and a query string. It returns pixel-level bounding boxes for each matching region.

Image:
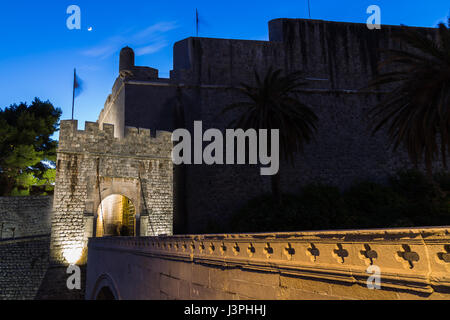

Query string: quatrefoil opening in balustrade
[284,243,296,260]
[199,243,205,254]
[220,242,227,255]
[360,244,378,265]
[209,243,216,254]
[437,245,450,265]
[306,243,320,262]
[264,243,274,259]
[247,243,256,257]
[333,244,349,264]
[396,244,420,269]
[232,243,240,256]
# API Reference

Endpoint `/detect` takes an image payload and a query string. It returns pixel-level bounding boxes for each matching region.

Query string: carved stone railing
[88,227,450,296]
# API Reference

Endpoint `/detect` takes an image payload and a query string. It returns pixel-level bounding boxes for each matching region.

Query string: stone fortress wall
[0,196,52,239]
[1,18,448,301]
[0,236,50,300]
[98,19,443,234]
[0,197,53,300]
[0,114,174,300]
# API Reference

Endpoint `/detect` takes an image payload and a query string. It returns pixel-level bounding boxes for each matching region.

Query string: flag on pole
[72,68,83,120]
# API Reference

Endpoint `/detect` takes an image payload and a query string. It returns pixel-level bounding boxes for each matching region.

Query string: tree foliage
[368,19,450,177]
[221,68,318,202]
[0,98,61,196]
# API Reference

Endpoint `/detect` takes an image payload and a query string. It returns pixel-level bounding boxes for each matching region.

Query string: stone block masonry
[0,196,52,239]
[51,120,173,265]
[0,235,50,300]
[0,235,87,300]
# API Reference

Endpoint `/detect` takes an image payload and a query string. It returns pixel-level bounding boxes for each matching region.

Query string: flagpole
[72,68,76,120]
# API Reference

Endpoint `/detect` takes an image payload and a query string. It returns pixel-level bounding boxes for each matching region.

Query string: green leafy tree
[0,98,61,196]
[222,68,318,203]
[368,19,450,178]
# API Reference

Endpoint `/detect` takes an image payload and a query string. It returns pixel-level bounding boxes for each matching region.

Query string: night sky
[0,0,448,132]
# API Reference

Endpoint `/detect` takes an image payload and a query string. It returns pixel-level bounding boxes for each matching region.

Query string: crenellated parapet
[58,120,172,158]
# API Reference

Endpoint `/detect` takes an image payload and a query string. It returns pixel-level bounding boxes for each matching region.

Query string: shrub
[389,169,450,226]
[295,184,348,230]
[229,170,450,233]
[342,181,408,228]
[230,185,348,232]
[230,194,302,233]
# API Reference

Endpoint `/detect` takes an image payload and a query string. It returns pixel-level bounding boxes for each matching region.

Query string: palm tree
[368,18,450,178]
[221,68,318,204]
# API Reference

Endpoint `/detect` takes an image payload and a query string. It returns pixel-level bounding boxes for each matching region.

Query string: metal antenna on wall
[72,68,76,120]
[308,0,311,19]
[196,8,199,37]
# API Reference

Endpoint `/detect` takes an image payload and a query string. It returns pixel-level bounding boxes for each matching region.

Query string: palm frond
[221,67,318,164]
[367,21,450,175]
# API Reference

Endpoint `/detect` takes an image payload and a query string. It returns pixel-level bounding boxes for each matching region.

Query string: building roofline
[268,17,440,31]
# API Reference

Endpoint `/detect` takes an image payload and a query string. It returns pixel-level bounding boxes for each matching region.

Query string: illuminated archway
[96,194,136,237]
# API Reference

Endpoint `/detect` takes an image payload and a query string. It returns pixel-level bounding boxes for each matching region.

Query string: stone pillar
[140,214,148,237]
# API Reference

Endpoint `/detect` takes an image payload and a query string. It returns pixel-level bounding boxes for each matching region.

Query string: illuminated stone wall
[51,120,173,265]
[86,227,450,300]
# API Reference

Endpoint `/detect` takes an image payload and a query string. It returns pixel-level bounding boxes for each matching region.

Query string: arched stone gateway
[96,194,136,237]
[50,120,173,265]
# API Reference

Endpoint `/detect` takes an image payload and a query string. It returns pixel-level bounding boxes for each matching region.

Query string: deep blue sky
[0,0,449,131]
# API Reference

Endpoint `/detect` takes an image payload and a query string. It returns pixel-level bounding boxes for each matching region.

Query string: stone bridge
[86,227,450,300]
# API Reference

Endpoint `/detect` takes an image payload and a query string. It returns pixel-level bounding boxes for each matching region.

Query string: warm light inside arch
[96,194,136,237]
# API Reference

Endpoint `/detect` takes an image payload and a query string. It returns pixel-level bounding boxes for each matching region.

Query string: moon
[88,27,93,31]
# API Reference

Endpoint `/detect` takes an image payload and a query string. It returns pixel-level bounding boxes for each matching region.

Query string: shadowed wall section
[97,19,443,234]
[0,196,52,239]
[86,227,450,300]
[0,235,50,300]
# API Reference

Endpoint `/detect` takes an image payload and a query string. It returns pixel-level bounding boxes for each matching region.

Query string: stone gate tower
[50,120,173,265]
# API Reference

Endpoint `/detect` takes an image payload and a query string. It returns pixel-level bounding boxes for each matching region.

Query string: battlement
[58,120,172,158]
